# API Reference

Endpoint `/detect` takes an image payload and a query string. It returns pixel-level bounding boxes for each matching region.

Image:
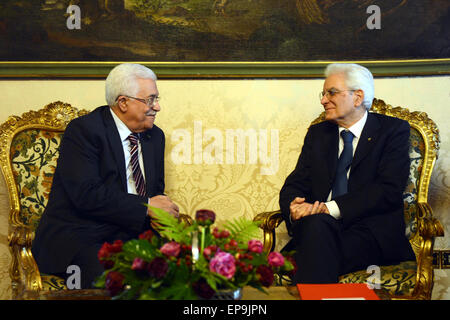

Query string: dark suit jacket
[279,112,415,263]
[32,106,166,274]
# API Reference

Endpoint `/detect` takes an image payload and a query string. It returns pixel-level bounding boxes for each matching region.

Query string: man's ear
[353,89,364,108]
[116,96,128,112]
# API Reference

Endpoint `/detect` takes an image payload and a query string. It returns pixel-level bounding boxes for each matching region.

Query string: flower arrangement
[95,207,295,299]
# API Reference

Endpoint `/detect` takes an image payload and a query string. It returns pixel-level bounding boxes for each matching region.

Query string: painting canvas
[0,0,449,62]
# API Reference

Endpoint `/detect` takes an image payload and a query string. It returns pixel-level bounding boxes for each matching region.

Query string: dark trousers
[71,243,104,289]
[288,213,382,284]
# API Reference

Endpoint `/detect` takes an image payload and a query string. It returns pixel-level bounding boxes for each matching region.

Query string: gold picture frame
[1,59,450,79]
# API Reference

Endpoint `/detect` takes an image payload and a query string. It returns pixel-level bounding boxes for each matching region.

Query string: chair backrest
[0,102,90,232]
[310,98,440,257]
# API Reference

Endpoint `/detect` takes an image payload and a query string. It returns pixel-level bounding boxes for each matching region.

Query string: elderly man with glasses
[32,63,179,289]
[279,63,415,284]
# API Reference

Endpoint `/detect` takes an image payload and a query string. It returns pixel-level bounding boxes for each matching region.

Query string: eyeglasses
[119,95,161,107]
[319,89,355,100]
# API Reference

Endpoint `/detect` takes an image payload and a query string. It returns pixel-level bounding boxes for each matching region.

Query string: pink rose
[160,241,181,257]
[203,245,218,259]
[131,257,147,272]
[209,252,236,279]
[248,240,263,254]
[267,252,285,267]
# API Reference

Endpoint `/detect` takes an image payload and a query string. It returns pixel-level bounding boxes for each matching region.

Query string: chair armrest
[400,202,445,300]
[253,210,283,254]
[417,202,444,239]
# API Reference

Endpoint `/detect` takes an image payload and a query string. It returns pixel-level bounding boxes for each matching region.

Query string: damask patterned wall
[0,76,449,299]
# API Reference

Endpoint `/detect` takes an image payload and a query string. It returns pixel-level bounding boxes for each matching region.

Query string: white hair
[324,63,374,110]
[105,63,157,107]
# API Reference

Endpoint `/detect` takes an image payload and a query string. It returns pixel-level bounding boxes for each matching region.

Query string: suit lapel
[102,107,127,191]
[351,112,380,172]
[320,122,339,195]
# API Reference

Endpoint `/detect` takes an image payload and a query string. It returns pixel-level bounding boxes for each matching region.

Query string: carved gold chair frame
[254,98,444,300]
[0,102,90,299]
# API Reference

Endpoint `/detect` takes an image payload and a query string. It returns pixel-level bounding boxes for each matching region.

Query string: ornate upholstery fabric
[403,128,424,239]
[0,102,89,299]
[40,274,67,291]
[10,129,63,232]
[10,129,69,292]
[339,261,417,296]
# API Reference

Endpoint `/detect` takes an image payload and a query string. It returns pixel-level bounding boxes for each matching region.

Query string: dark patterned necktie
[331,130,354,198]
[128,133,146,197]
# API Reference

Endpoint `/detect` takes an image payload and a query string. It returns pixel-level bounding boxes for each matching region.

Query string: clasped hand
[147,194,179,217]
[290,197,329,221]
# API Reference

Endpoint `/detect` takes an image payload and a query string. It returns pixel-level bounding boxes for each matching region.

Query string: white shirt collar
[110,108,132,142]
[338,111,368,139]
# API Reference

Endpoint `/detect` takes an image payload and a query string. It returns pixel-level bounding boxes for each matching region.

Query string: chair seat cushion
[41,274,67,291]
[338,260,417,296]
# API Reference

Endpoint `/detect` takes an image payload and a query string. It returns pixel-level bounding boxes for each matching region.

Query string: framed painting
[0,0,449,78]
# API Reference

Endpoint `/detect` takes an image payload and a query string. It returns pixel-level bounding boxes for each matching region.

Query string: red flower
[131,257,148,272]
[203,245,218,259]
[147,257,169,279]
[195,209,216,225]
[256,265,274,287]
[139,230,154,242]
[248,240,263,254]
[160,241,181,257]
[267,252,285,267]
[97,240,123,269]
[285,255,298,278]
[105,271,125,296]
[212,227,230,239]
[193,278,216,299]
[209,252,236,279]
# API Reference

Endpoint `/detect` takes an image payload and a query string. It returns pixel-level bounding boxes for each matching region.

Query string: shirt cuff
[325,201,341,220]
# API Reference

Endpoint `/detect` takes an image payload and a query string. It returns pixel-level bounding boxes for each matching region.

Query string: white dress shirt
[325,111,368,219]
[110,109,146,195]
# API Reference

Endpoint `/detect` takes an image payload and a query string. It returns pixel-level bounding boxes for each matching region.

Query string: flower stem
[200,227,206,254]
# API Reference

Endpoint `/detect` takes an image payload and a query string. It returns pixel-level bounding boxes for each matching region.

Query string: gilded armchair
[0,102,91,299]
[254,98,444,300]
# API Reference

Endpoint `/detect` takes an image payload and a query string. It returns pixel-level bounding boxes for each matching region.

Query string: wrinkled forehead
[323,73,348,90]
[135,78,159,97]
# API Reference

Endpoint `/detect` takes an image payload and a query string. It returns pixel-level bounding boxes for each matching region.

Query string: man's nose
[152,100,161,111]
[321,94,329,105]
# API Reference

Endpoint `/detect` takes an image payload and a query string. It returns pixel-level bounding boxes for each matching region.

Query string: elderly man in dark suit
[32,63,179,289]
[279,63,415,284]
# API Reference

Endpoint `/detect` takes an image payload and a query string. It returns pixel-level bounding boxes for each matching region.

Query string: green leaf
[147,205,195,243]
[223,217,261,243]
[122,239,155,260]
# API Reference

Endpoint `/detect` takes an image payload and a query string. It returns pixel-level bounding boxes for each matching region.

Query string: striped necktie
[128,133,146,197]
